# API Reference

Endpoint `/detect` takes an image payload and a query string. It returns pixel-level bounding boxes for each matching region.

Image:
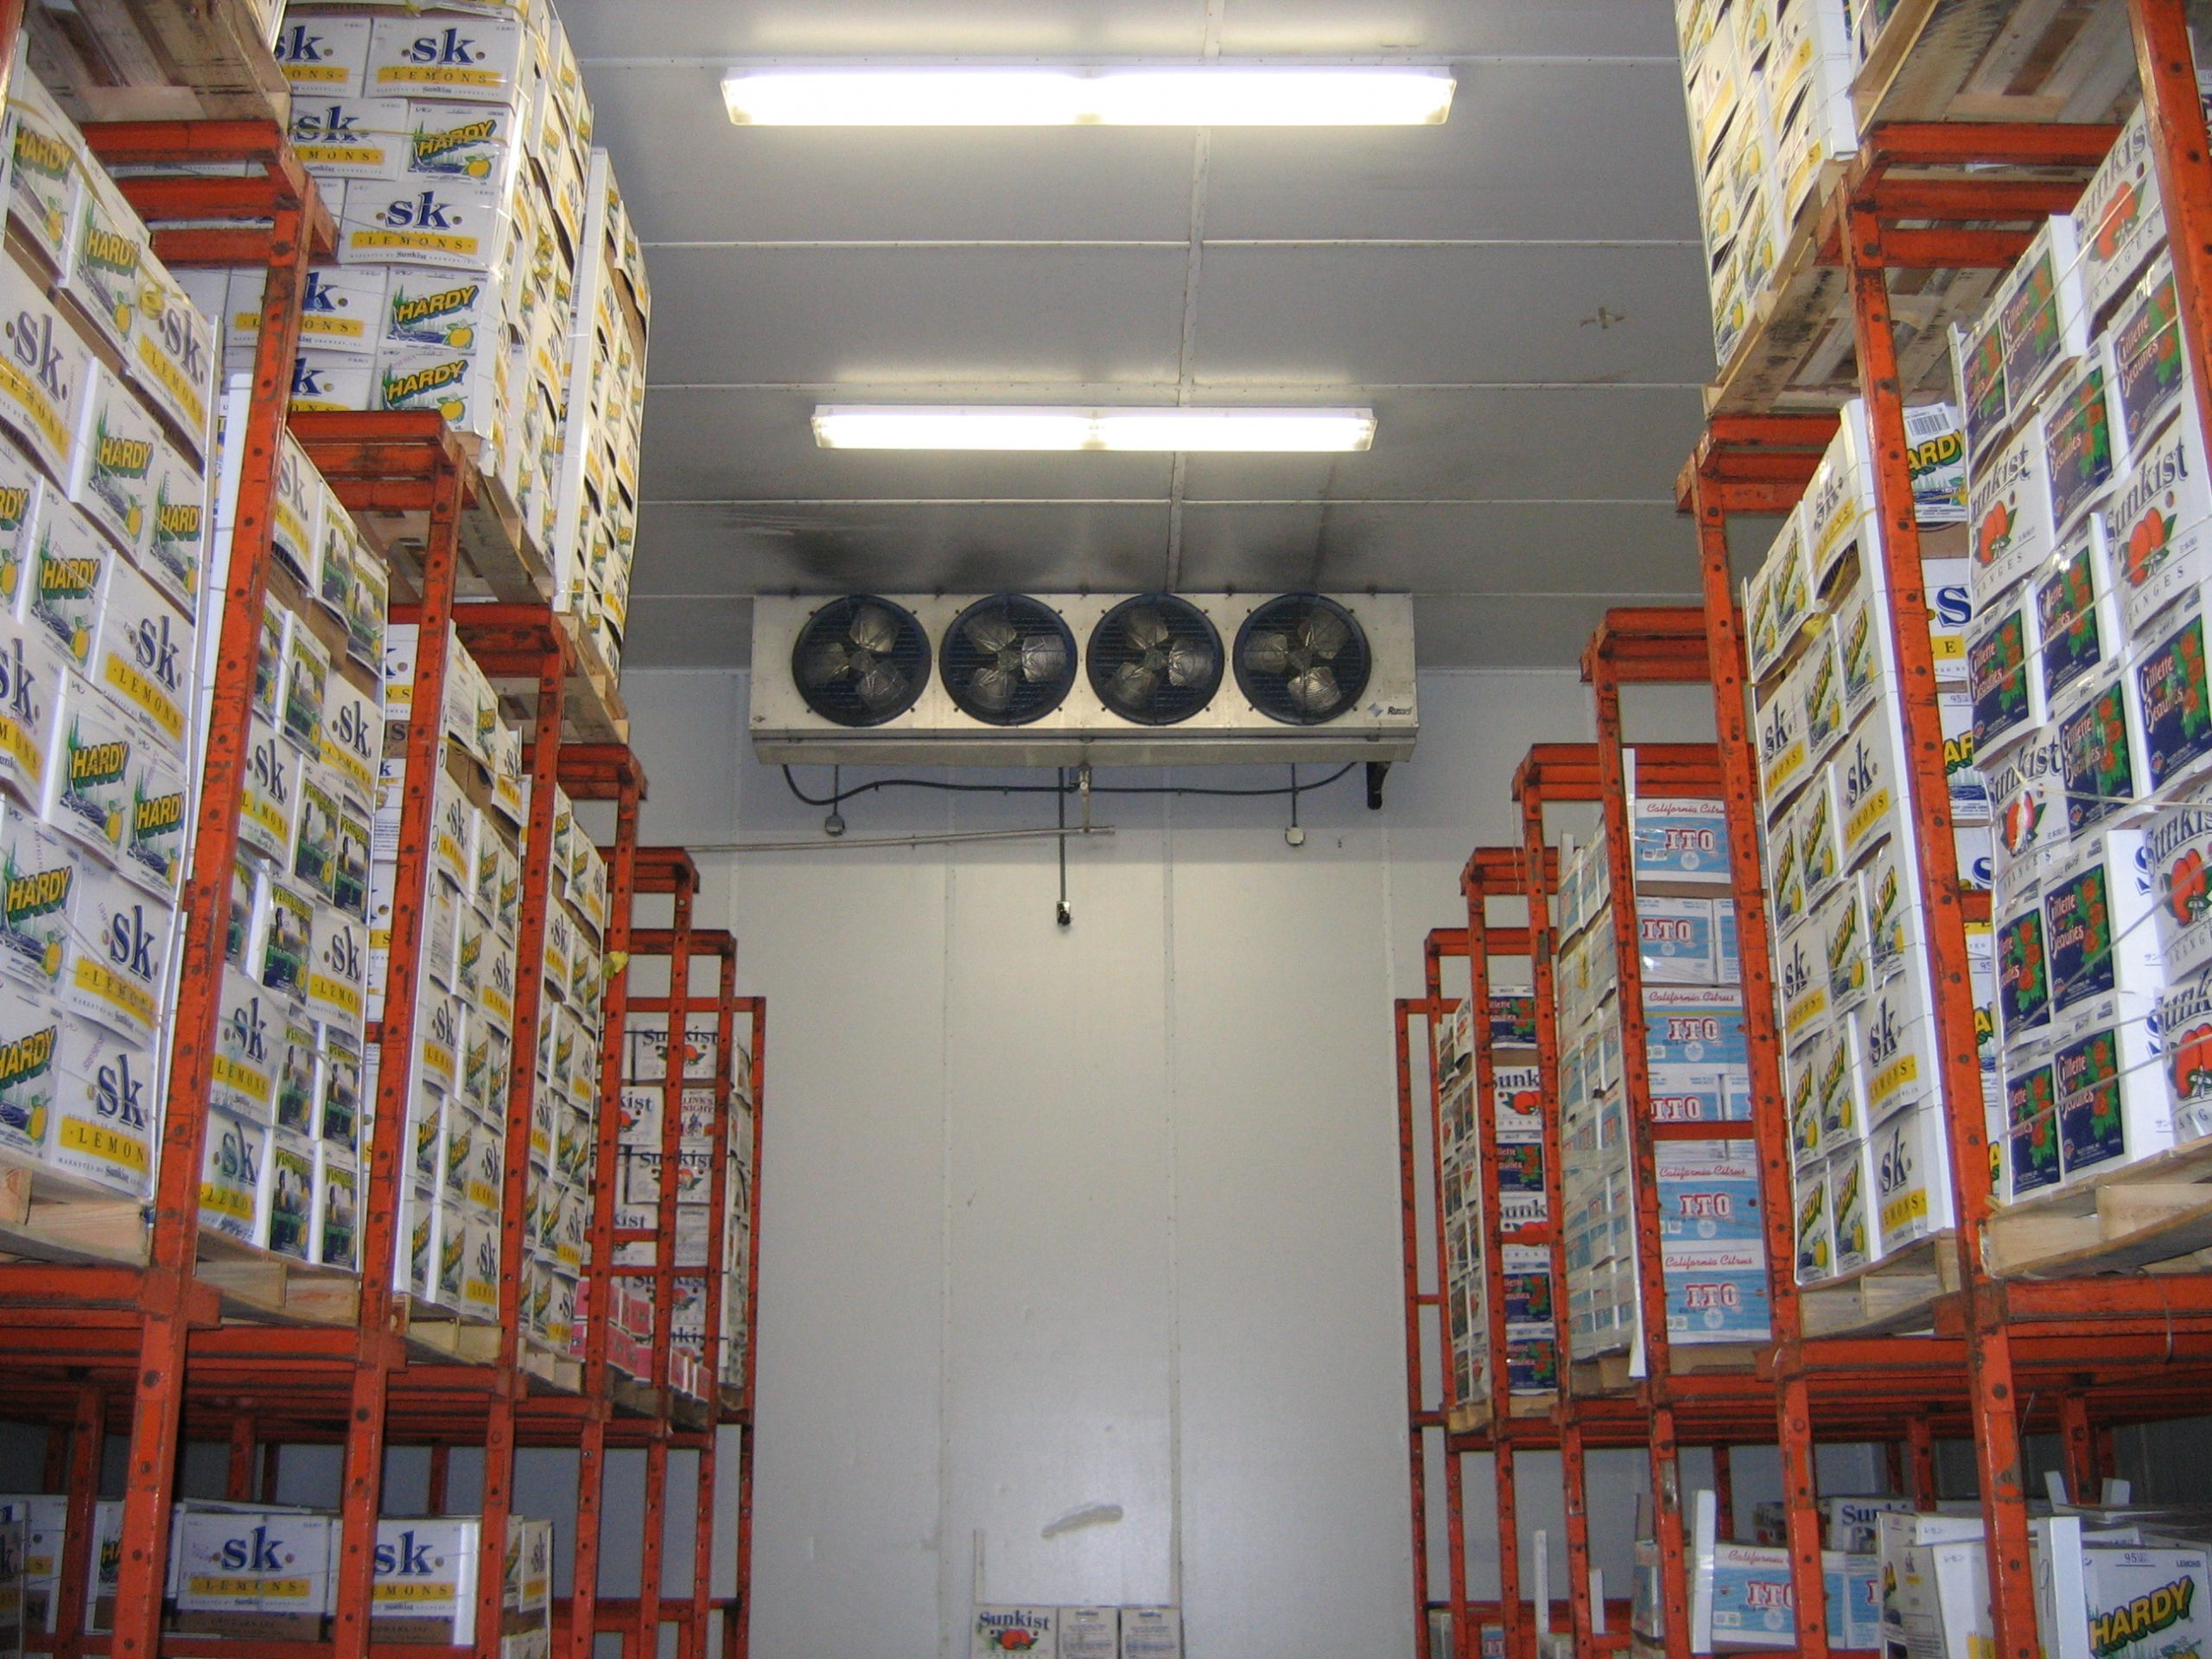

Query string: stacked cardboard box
[1878,1507,2212,1659]
[1634,1490,1881,1651]
[11,1497,549,1649]
[202,402,385,1267]
[1434,990,1557,1403]
[0,57,222,1215]
[1554,798,1772,1357]
[1672,0,1859,366]
[263,0,645,679]
[614,1009,751,1395]
[372,620,604,1331]
[1737,400,1996,1281]
[1951,89,2212,1205]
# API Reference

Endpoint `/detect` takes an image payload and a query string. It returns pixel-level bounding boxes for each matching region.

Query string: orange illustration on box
[2171,848,2210,925]
[2094,180,2142,263]
[993,1631,1039,1652]
[1977,499,2013,568]
[2126,501,2177,583]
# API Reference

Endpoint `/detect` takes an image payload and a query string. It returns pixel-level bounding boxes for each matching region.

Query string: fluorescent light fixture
[724,66,1456,126]
[811,406,1378,453]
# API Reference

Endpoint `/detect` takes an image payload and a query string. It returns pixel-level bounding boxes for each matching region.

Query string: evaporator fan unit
[791,595,931,728]
[1087,594,1224,726]
[941,594,1077,726]
[1234,593,1372,725]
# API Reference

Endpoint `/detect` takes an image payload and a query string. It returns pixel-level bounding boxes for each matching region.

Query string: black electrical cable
[780,762,1358,808]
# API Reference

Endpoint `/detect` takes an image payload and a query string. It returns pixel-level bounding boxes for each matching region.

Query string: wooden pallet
[1445,1390,1556,1438]
[521,1335,582,1394]
[195,1231,359,1325]
[1854,0,2139,131]
[24,0,289,126]
[1707,160,2009,416]
[1569,1341,1764,1398]
[353,445,554,609]
[0,1151,148,1267]
[1799,1232,1961,1337]
[1986,1137,2212,1278]
[401,1298,505,1363]
[484,609,629,746]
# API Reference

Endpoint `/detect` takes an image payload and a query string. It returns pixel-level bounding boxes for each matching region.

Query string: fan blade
[1123,606,1169,653]
[1108,659,1161,709]
[798,640,853,688]
[1166,639,1213,690]
[966,663,1017,712]
[849,605,901,658]
[853,660,910,712]
[1287,664,1343,715]
[1299,607,1351,661]
[1243,630,1290,675]
[965,610,1019,658]
[1019,635,1069,684]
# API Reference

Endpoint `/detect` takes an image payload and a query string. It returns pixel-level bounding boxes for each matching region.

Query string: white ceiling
[561,0,1714,670]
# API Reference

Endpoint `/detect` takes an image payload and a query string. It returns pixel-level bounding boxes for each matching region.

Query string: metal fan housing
[790,595,931,728]
[1087,594,1224,726]
[940,594,1078,726]
[1233,593,1373,726]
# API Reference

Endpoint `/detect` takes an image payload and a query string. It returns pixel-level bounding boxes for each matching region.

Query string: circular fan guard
[791,595,931,728]
[1086,594,1224,726]
[1233,594,1372,726]
[941,594,1077,726]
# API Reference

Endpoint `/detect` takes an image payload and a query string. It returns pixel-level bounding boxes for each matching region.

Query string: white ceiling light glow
[723,67,1456,127]
[811,407,1379,454]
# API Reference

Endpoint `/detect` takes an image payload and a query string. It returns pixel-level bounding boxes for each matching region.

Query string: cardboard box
[1829,1135,1877,1273]
[371,1518,482,1642]
[2004,1032,2063,1200]
[2043,829,2159,1013]
[1633,796,1732,884]
[1745,507,1811,680]
[130,264,215,461]
[2044,352,2127,541]
[89,556,188,751]
[2133,583,2212,795]
[1970,413,2059,607]
[257,876,312,1003]
[365,16,532,104]
[318,1027,362,1152]
[2037,516,2120,709]
[281,620,328,755]
[1758,663,1813,813]
[67,365,160,570]
[1805,403,1878,592]
[1991,733,2069,918]
[0,807,78,991]
[2107,253,2185,454]
[1967,580,2042,760]
[341,177,511,270]
[1998,882,2054,1045]
[59,857,169,1039]
[27,495,107,673]
[59,171,146,366]
[0,620,58,816]
[1955,308,2010,463]
[169,1504,334,1636]
[45,1012,154,1196]
[1796,763,1844,906]
[212,967,278,1122]
[2053,990,2171,1180]
[1858,972,1936,1125]
[1820,875,1873,1016]
[199,1106,267,1242]
[313,1145,359,1270]
[5,67,84,276]
[1836,703,1905,867]
[2056,666,2149,836]
[1999,215,2088,416]
[274,15,372,98]
[1874,1103,1957,1252]
[42,672,135,862]
[2109,397,2212,642]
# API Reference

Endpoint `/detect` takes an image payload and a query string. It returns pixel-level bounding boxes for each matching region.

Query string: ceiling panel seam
[644,380,1710,392]
[639,238,1701,251]
[577,54,1681,69]
[638,497,1682,507]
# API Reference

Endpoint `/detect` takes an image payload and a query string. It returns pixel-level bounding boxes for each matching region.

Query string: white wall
[615,666,1709,1659]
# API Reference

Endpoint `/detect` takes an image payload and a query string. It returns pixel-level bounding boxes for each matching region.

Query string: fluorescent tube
[725,66,1455,126]
[811,406,1378,453]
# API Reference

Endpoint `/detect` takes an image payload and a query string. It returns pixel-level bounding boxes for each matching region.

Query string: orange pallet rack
[1668,6,2212,1651]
